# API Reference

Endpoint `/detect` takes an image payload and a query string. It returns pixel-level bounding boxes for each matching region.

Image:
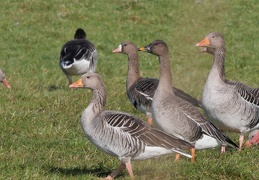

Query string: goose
[196,32,259,151]
[112,41,201,125]
[60,28,98,85]
[138,40,238,162]
[69,73,193,179]
[0,69,10,88]
[245,129,259,147]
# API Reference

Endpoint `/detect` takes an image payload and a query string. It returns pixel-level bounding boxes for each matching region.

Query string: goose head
[138,40,169,56]
[74,28,87,39]
[112,41,137,54]
[245,129,259,147]
[69,73,104,90]
[0,69,11,88]
[196,32,225,55]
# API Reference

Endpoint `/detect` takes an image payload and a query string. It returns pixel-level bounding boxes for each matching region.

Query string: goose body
[139,40,237,161]
[112,41,201,125]
[0,69,10,88]
[196,32,259,150]
[69,73,193,179]
[60,28,98,85]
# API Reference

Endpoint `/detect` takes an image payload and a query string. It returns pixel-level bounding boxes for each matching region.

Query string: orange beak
[69,79,83,88]
[138,47,145,51]
[196,37,210,47]
[2,78,11,88]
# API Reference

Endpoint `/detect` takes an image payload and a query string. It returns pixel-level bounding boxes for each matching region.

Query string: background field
[0,0,259,179]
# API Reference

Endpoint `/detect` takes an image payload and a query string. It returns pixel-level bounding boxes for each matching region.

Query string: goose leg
[175,148,195,162]
[239,134,244,151]
[67,75,73,85]
[125,162,134,178]
[147,117,152,125]
[220,146,226,153]
[104,163,126,180]
[190,148,195,162]
[175,153,180,161]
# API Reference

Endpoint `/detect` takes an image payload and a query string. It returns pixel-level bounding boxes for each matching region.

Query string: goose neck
[126,53,141,89]
[157,54,174,93]
[212,48,226,81]
[82,87,106,123]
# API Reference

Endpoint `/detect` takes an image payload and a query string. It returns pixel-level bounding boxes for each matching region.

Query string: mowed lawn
[0,0,259,179]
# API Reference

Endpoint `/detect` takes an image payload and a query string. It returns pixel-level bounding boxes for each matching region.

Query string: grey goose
[60,28,98,85]
[69,73,193,179]
[196,32,259,151]
[112,41,201,125]
[0,68,10,88]
[245,129,259,147]
[139,40,238,162]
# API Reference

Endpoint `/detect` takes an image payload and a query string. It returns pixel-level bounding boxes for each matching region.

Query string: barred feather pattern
[201,32,259,135]
[80,73,193,161]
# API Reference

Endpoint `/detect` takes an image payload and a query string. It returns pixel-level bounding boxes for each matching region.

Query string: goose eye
[212,35,215,38]
[123,44,127,46]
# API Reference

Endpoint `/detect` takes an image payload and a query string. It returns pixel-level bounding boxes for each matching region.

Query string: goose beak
[69,79,83,88]
[196,37,210,47]
[2,78,11,88]
[196,37,210,52]
[112,44,122,53]
[138,47,146,51]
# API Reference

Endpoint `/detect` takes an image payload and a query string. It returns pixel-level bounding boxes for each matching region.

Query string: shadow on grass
[48,166,125,178]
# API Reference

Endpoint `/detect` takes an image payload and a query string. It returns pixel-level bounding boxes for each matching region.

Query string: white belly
[62,59,90,75]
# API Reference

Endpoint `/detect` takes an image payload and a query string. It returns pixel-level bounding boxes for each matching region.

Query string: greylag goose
[138,40,238,162]
[112,41,201,125]
[196,32,259,151]
[245,129,259,147]
[60,28,98,85]
[0,69,10,88]
[69,73,193,179]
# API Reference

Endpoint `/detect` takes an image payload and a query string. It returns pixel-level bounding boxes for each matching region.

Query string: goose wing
[98,111,193,157]
[176,99,238,148]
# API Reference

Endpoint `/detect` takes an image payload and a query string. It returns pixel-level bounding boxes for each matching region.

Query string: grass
[0,0,259,179]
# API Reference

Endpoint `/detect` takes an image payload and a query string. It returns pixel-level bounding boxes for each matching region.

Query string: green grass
[0,0,259,179]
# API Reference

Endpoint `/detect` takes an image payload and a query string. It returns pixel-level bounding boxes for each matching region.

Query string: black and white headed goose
[60,28,98,85]
[0,68,10,88]
[69,73,193,179]
[112,41,201,125]
[138,40,238,162]
[196,32,259,151]
[245,129,259,147]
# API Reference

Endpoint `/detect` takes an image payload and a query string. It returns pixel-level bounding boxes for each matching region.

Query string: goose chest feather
[196,32,259,150]
[139,40,238,161]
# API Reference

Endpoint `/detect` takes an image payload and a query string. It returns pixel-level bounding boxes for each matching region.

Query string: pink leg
[239,134,244,151]
[175,154,180,161]
[104,163,126,179]
[125,162,134,178]
[221,146,226,153]
[147,117,152,125]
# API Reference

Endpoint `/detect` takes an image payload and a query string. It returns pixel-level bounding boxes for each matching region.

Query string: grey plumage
[113,41,201,124]
[69,73,193,179]
[196,32,259,150]
[138,40,237,161]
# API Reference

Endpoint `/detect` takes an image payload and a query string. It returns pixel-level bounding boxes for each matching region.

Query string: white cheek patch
[118,44,122,51]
